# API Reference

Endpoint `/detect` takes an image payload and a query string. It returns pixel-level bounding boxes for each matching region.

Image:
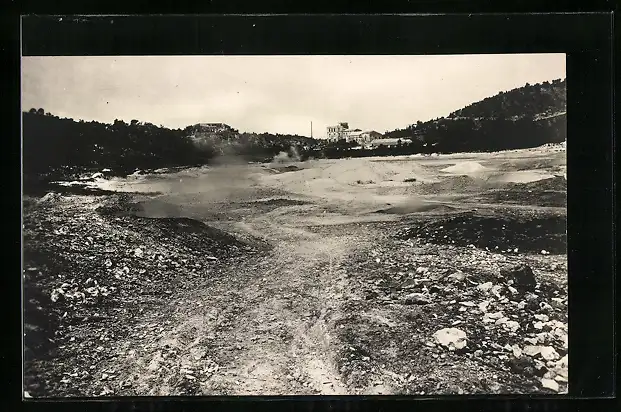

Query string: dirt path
[97,208,376,396]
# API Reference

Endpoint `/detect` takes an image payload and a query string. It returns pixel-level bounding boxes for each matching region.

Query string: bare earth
[23,145,568,397]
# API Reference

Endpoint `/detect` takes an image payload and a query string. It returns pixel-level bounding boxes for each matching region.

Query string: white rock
[555,375,568,383]
[534,314,549,322]
[540,346,560,361]
[478,300,491,313]
[541,378,559,392]
[448,271,466,282]
[504,320,521,332]
[523,345,541,357]
[487,311,504,320]
[477,282,493,292]
[134,248,144,258]
[433,328,467,351]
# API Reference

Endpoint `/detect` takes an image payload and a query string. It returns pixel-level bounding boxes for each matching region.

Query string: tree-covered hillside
[448,78,566,120]
[384,79,566,152]
[22,110,322,188]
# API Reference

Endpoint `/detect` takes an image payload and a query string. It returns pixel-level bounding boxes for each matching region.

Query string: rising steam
[272,146,301,164]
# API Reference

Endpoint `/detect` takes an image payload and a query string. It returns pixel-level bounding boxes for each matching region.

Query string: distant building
[369,138,411,148]
[326,122,350,140]
[353,130,383,145]
[194,123,233,133]
[326,122,383,144]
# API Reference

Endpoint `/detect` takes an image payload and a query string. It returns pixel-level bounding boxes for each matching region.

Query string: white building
[368,138,411,148]
[326,122,382,144]
[194,123,233,133]
[326,122,351,140]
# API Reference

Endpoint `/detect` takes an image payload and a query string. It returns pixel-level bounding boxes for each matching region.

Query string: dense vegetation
[383,79,566,153]
[23,110,216,185]
[22,110,322,189]
[448,78,566,120]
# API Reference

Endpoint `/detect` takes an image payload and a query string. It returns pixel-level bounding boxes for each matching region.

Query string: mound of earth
[440,161,489,175]
[483,190,567,208]
[395,211,566,254]
[493,171,557,184]
[508,176,567,192]
[263,158,434,194]
[417,175,494,195]
[477,176,567,208]
[22,193,257,397]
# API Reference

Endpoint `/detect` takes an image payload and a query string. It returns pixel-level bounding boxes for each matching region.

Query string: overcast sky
[22,54,565,137]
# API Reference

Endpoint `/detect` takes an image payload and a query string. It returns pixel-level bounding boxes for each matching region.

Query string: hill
[385,79,566,153]
[22,110,323,190]
[448,78,566,120]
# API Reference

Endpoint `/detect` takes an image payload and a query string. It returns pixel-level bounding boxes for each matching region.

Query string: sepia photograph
[22,53,567,397]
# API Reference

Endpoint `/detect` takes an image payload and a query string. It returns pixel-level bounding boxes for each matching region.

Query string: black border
[7,12,617,412]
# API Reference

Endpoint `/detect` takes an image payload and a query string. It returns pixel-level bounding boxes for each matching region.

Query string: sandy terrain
[23,144,568,397]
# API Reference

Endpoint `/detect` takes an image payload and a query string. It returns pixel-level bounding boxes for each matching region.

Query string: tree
[36,108,44,115]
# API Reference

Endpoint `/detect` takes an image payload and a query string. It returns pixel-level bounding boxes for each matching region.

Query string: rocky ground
[22,149,568,397]
[23,193,263,397]
[331,215,567,395]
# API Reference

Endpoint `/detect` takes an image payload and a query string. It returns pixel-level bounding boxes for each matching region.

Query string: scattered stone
[404,293,431,305]
[540,346,560,361]
[534,314,549,322]
[486,311,504,320]
[459,301,476,307]
[541,378,559,392]
[448,271,466,282]
[523,345,541,357]
[503,320,521,332]
[478,300,491,313]
[433,328,467,351]
[540,302,554,312]
[477,282,493,293]
[134,248,144,258]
